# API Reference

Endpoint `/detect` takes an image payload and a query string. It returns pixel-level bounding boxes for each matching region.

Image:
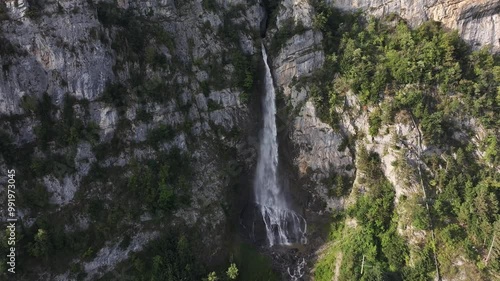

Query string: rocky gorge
[0,0,499,280]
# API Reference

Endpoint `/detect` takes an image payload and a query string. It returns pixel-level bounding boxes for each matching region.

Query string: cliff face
[333,0,500,51]
[268,0,499,280]
[1,0,114,115]
[0,0,498,280]
[270,0,500,201]
[268,0,499,214]
[0,0,262,279]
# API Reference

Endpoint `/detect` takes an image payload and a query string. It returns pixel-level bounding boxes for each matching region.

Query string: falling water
[254,44,307,247]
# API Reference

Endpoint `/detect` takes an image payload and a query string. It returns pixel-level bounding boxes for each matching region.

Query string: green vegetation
[1,1,497,280]
[25,0,43,19]
[209,8,258,95]
[0,93,100,207]
[28,229,50,258]
[315,148,437,281]
[308,1,499,137]
[146,124,176,147]
[368,108,382,136]
[426,148,500,276]
[311,5,499,280]
[0,1,8,21]
[226,263,239,279]
[4,147,193,278]
[206,271,219,281]
[0,128,15,164]
[232,242,280,281]
[232,51,256,92]
[0,1,264,280]
[343,148,410,280]
[99,232,205,281]
[28,93,100,151]
[34,93,56,150]
[128,149,192,213]
[100,82,128,108]
[99,238,265,281]
[324,172,352,197]
[202,0,218,12]
[261,0,282,32]
[59,94,100,146]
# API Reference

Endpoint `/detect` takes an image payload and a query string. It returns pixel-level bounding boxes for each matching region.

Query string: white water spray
[254,44,307,247]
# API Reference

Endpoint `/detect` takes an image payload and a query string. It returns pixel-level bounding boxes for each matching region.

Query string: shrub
[146,124,175,146]
[368,108,382,136]
[421,111,444,144]
[226,263,238,279]
[101,82,127,108]
[34,93,55,150]
[128,149,191,213]
[0,129,14,164]
[412,202,430,230]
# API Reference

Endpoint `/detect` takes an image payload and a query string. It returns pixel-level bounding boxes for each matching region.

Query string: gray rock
[292,101,353,180]
[74,142,96,177]
[277,0,315,28]
[43,175,78,206]
[332,0,500,51]
[96,106,117,142]
[273,30,325,98]
[81,231,160,281]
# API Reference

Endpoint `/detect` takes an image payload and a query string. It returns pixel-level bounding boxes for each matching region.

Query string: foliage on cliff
[0,1,261,279]
[310,3,500,280]
[310,1,499,134]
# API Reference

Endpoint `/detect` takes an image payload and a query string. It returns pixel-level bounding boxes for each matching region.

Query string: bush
[128,149,191,213]
[368,108,382,136]
[226,263,239,279]
[202,0,218,11]
[34,93,55,150]
[97,1,175,71]
[306,9,498,131]
[412,202,430,230]
[0,129,14,164]
[312,9,499,279]
[101,82,127,108]
[28,229,50,258]
[24,183,50,209]
[421,111,444,144]
[0,2,9,21]
[146,124,175,147]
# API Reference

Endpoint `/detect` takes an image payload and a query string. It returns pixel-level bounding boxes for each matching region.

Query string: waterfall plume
[253,44,307,247]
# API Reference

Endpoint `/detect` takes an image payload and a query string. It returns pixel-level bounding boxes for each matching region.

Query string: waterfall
[254,44,307,247]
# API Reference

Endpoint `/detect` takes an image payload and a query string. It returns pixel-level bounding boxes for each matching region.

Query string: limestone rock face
[269,0,500,218]
[291,101,353,213]
[0,0,258,279]
[277,0,316,28]
[332,0,500,51]
[273,30,325,97]
[79,231,160,281]
[293,101,352,179]
[43,175,79,206]
[270,2,338,218]
[1,1,115,115]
